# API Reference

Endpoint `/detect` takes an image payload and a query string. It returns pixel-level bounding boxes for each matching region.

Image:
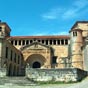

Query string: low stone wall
[0,68,6,77]
[26,68,87,82]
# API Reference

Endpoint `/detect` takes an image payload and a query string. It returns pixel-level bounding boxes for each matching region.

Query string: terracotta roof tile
[8,35,70,40]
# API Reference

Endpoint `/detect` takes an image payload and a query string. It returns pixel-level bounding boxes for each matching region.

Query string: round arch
[26,54,46,68]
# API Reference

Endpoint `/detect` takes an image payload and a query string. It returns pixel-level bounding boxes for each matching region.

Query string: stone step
[0,77,37,86]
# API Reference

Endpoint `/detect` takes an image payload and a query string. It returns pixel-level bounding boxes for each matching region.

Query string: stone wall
[84,44,88,71]
[26,68,87,82]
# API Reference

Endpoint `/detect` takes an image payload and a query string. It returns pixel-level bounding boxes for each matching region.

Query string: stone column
[44,40,46,45]
[60,39,61,45]
[56,40,58,45]
[48,40,50,45]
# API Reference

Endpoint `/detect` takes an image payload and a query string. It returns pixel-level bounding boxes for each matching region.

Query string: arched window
[5,47,8,58]
[61,39,64,45]
[53,40,56,45]
[50,40,52,45]
[19,40,21,45]
[73,31,77,37]
[10,50,13,61]
[26,40,29,45]
[65,39,68,45]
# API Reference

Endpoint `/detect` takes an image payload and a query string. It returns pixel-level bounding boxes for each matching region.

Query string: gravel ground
[0,77,88,88]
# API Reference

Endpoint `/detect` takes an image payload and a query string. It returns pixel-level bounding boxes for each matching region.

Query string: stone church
[0,21,88,77]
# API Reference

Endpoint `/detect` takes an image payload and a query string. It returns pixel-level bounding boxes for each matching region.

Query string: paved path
[0,77,88,88]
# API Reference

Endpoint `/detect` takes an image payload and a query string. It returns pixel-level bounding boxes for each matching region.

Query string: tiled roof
[71,21,88,30]
[8,35,70,39]
[69,28,83,33]
[0,22,11,32]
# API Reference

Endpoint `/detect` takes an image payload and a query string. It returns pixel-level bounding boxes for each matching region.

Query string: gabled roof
[20,41,51,51]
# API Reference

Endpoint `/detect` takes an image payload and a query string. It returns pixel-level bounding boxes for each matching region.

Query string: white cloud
[52,31,69,35]
[42,15,56,20]
[74,0,88,9]
[41,0,88,20]
[32,31,69,36]
[62,0,88,19]
[42,8,64,20]
[62,9,77,19]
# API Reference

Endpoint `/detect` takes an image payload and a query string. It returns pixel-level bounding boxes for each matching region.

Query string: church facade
[0,21,88,76]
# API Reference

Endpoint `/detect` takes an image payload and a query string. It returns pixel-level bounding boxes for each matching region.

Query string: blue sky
[0,0,88,36]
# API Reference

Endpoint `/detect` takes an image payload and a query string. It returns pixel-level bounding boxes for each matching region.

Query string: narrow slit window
[18,56,20,64]
[10,50,13,61]
[14,53,16,63]
[5,47,8,58]
[0,27,2,31]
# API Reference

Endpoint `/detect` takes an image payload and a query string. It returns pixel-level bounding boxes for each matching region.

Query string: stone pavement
[0,77,88,88]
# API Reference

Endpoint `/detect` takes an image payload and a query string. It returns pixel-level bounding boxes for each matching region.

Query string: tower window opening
[73,31,77,36]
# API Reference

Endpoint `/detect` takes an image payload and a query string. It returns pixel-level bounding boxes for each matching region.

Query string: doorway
[32,61,41,68]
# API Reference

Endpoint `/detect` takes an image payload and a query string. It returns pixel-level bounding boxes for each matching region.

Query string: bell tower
[70,28,83,69]
[0,21,11,68]
[0,21,11,38]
